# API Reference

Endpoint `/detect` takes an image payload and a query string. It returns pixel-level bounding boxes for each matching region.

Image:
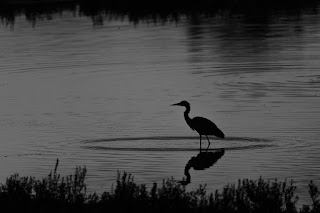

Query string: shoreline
[1,0,320,26]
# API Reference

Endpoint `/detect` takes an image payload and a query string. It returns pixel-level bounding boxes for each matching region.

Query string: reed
[0,159,319,212]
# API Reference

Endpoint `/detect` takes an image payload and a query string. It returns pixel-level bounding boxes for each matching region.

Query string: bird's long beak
[171,103,180,106]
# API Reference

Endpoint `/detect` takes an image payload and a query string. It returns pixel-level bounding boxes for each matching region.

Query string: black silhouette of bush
[0,159,319,213]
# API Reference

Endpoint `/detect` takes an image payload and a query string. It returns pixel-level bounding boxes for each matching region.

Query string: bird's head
[171,100,190,108]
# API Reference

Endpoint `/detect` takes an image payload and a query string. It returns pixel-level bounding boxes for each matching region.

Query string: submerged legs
[200,135,212,151]
[206,135,211,151]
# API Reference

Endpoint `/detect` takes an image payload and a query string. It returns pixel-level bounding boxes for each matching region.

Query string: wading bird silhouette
[171,101,225,151]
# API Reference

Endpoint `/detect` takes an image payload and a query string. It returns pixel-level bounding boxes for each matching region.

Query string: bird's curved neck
[184,106,193,129]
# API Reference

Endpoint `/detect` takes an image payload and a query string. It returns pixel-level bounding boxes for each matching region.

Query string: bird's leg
[206,135,211,151]
[199,135,202,152]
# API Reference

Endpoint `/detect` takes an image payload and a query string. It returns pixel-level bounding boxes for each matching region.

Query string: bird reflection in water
[179,149,225,186]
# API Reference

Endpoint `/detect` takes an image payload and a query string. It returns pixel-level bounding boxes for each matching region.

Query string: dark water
[0,8,320,206]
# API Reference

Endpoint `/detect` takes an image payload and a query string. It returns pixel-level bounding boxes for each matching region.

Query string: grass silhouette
[0,159,319,212]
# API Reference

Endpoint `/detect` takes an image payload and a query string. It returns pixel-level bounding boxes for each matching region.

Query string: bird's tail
[216,128,225,139]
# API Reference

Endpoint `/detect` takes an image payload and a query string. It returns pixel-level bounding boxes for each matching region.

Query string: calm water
[0,11,320,205]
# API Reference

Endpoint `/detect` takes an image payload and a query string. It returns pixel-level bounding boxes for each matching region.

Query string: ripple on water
[80,136,275,152]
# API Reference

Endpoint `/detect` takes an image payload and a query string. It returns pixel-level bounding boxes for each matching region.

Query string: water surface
[0,10,320,206]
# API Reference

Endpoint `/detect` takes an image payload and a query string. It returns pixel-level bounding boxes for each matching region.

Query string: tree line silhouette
[1,0,320,25]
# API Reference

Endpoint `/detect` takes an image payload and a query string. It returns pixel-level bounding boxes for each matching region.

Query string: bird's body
[191,117,225,138]
[172,101,224,150]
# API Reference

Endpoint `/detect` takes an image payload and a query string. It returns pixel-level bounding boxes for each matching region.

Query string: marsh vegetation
[0,160,319,213]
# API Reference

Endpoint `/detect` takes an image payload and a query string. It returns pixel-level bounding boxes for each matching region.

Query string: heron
[171,101,225,151]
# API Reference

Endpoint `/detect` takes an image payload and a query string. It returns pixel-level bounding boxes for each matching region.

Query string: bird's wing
[192,116,219,134]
